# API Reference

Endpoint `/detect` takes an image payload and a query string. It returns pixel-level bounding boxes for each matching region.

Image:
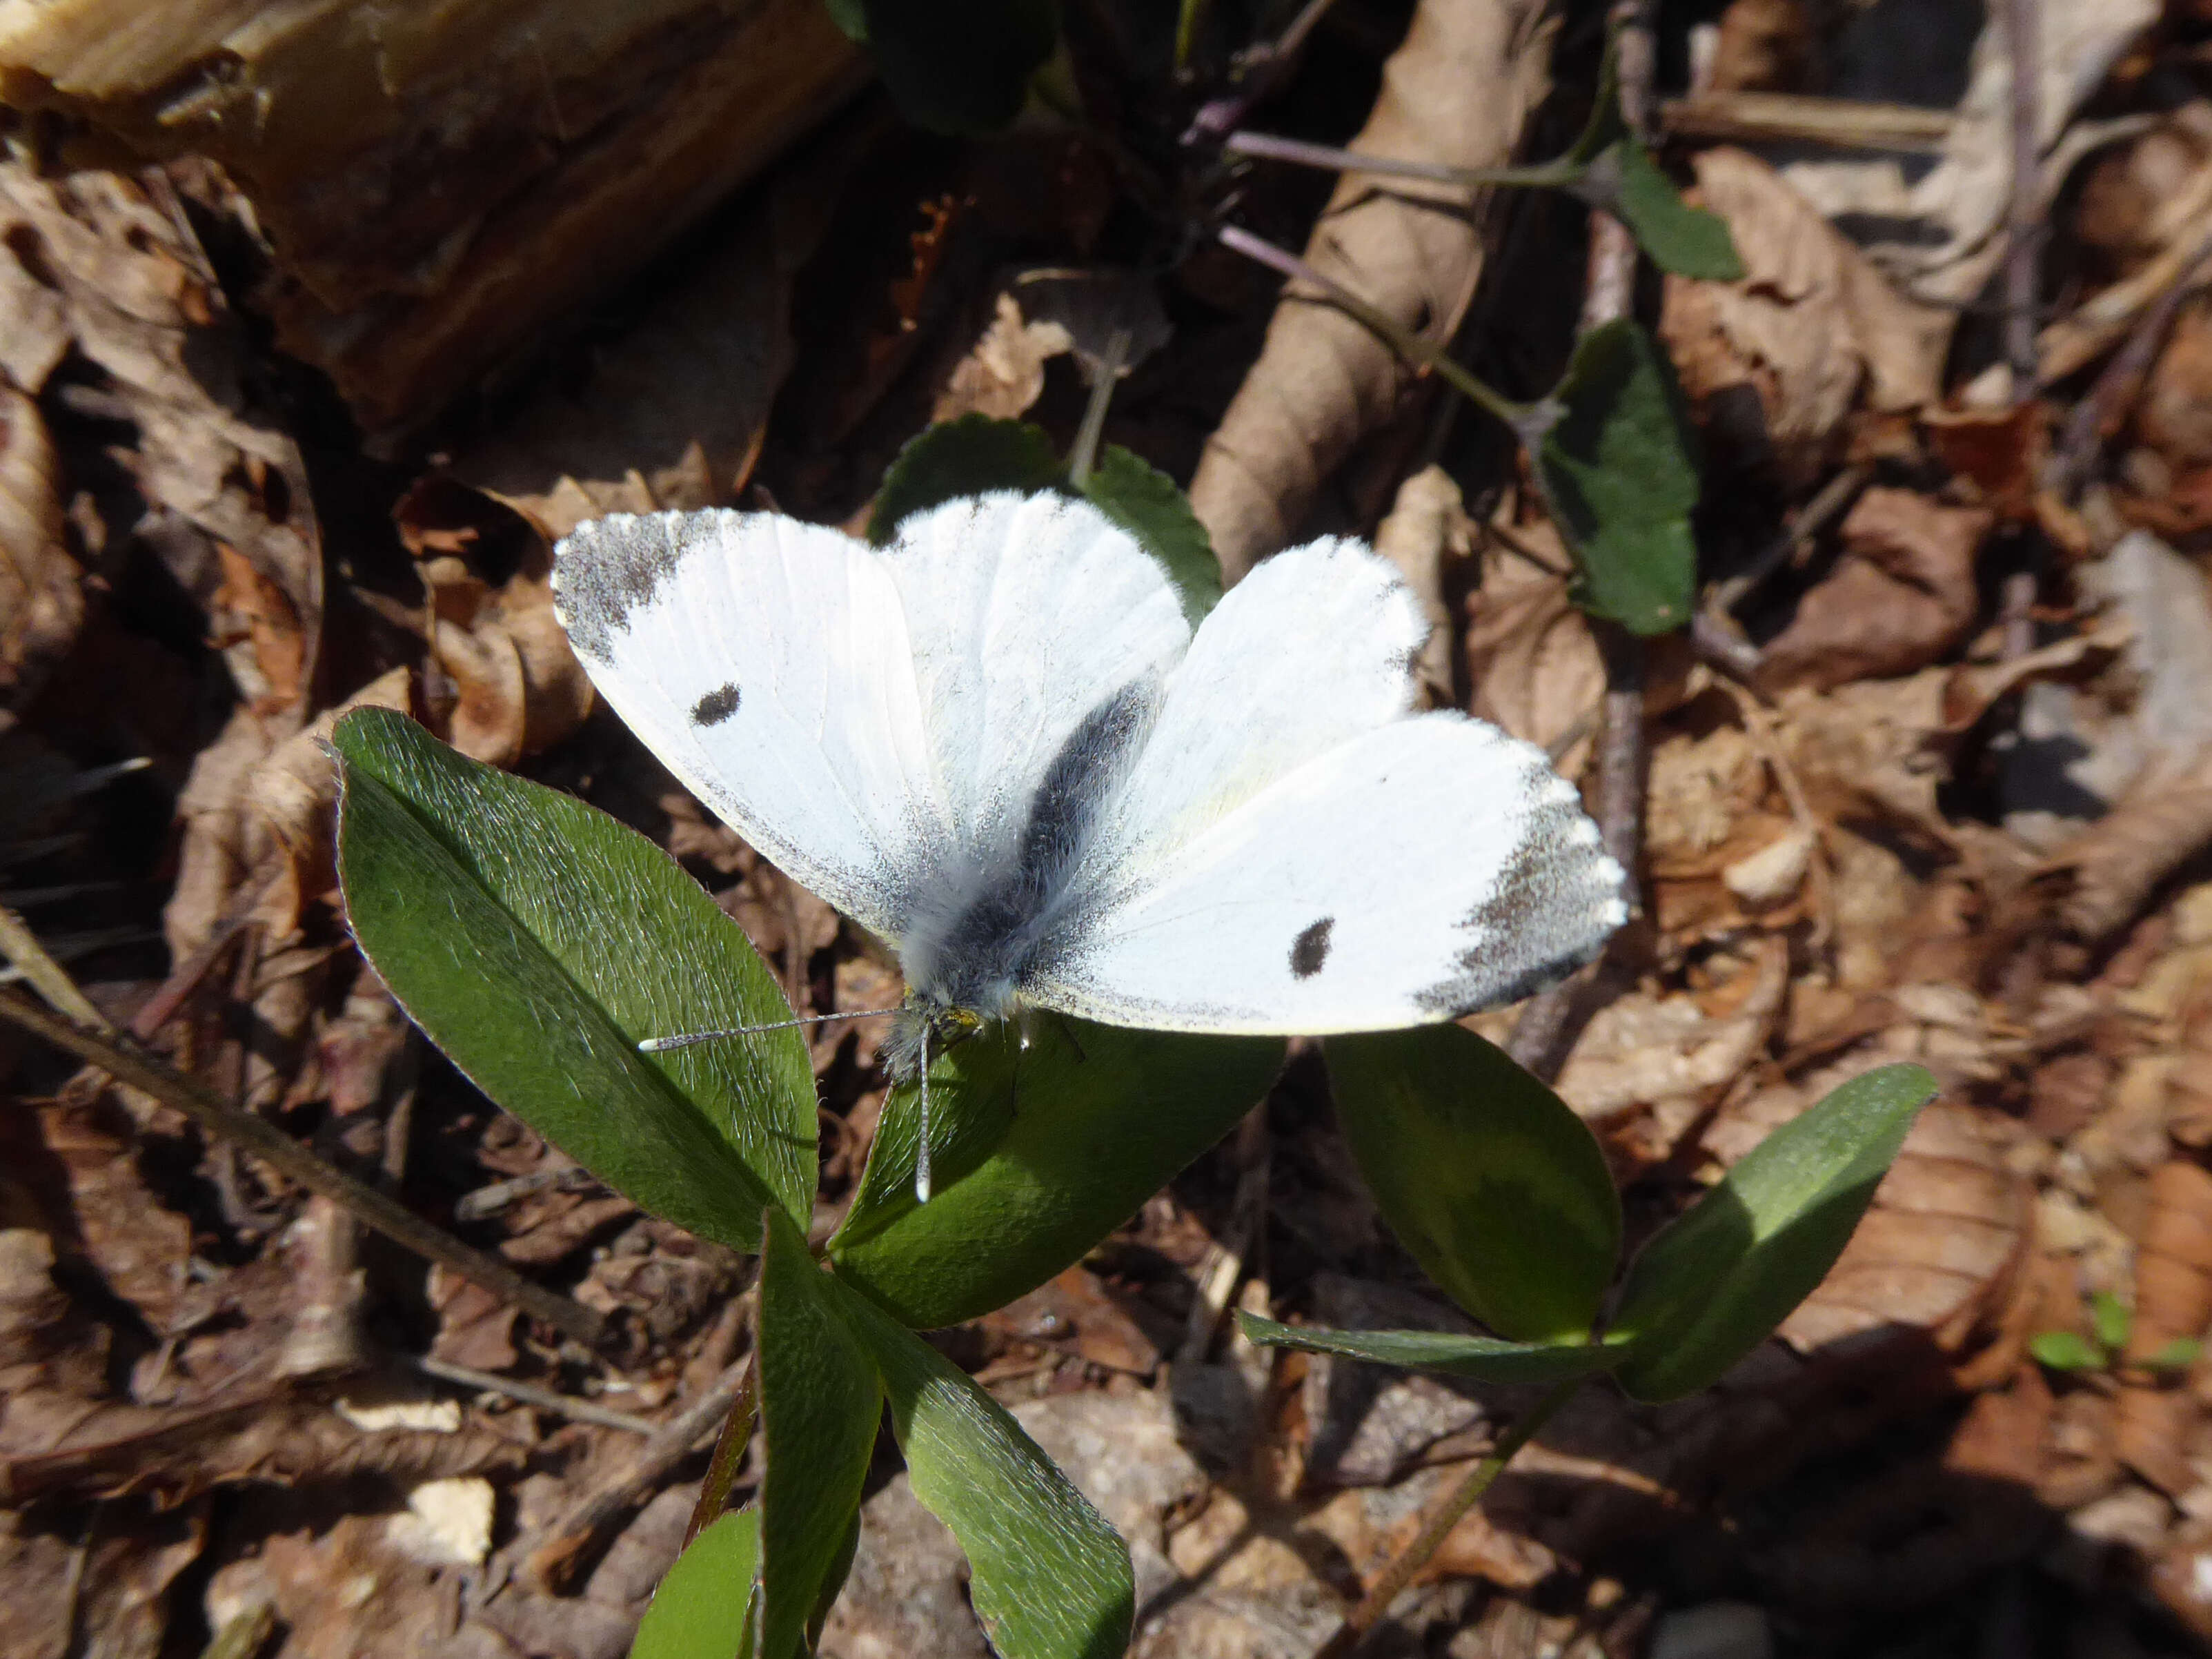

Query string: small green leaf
[631,1506,760,1659]
[821,0,868,41]
[1533,318,1701,636]
[1326,1027,1620,1342]
[1596,141,1744,281]
[2091,1290,2133,1355]
[1236,1312,1625,1384]
[333,709,814,1253]
[757,1208,882,1659]
[2144,1337,2203,1373]
[1611,1063,1938,1402]
[830,1017,1281,1328]
[2027,1331,2103,1373]
[838,1284,1132,1659]
[869,417,1065,544]
[852,0,1059,134]
[1078,446,1221,625]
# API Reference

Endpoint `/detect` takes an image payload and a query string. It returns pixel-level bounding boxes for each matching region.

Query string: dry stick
[531,1353,756,1591]
[1312,1380,1579,1658]
[408,1354,660,1436]
[128,862,284,1042]
[1657,90,1955,153]
[2002,0,2042,389]
[1712,463,1869,615]
[0,989,605,1350]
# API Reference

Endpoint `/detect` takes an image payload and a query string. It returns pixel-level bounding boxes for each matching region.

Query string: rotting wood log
[0,0,867,435]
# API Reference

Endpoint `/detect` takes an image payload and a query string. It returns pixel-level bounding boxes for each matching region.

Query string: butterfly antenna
[915,1023,934,1204]
[636,1007,904,1054]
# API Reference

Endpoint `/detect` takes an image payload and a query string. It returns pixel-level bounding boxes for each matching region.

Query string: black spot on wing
[553,510,735,663]
[1291,917,1333,979]
[692,683,741,725]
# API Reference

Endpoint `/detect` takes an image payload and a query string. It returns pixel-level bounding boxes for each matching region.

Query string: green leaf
[1237,1312,1625,1384]
[756,1208,882,1659]
[1078,446,1221,626]
[1325,1027,1620,1342]
[830,1017,1281,1328]
[1611,1063,1938,1402]
[631,1506,760,1659]
[869,417,1065,544]
[821,0,868,41]
[1533,318,1701,636]
[838,1284,1132,1659]
[2091,1290,2133,1355]
[2027,1331,2102,1373]
[1597,140,1744,281]
[332,709,814,1253]
[2144,1337,2203,1373]
[853,0,1059,134]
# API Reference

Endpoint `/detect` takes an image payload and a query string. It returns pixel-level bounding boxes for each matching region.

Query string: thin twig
[2002,0,2042,387]
[1216,225,1543,436]
[1313,1380,1580,1656]
[1222,130,1581,194]
[408,1353,660,1436]
[0,988,606,1349]
[1713,463,1869,614]
[0,905,110,1030]
[532,1353,756,1591]
[1658,90,1955,153]
[128,861,284,1041]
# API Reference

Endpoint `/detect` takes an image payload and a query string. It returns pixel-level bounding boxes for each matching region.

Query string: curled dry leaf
[0,160,321,720]
[0,384,81,710]
[455,136,851,540]
[2114,1161,2212,1495]
[1371,465,1473,703]
[930,291,1074,424]
[1190,0,1559,578]
[1464,510,1603,773]
[1659,148,1948,486]
[1555,937,1789,1123]
[1758,489,1991,693]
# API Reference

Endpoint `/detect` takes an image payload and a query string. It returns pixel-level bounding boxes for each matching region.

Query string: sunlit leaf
[2144,1337,2203,1373]
[1237,1312,1625,1384]
[2026,1331,2101,1372]
[1610,1063,1938,1402]
[756,1208,882,1659]
[869,416,1064,544]
[838,1283,1132,1659]
[333,709,814,1253]
[2091,1289,2132,1354]
[1533,318,1700,636]
[1327,1026,1619,1342]
[630,1506,760,1659]
[830,1017,1281,1327]
[1078,445,1221,625]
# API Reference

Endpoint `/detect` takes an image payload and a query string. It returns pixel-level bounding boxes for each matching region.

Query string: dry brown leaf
[2074,105,2212,282]
[930,291,1074,424]
[2115,1161,2212,1495]
[1372,466,1472,703]
[1189,0,1559,578]
[979,1266,1161,1378]
[0,160,322,720]
[2135,297,2212,471]
[1464,513,1602,773]
[1759,489,1991,692]
[0,1498,203,1659]
[22,1099,191,1336]
[1708,0,1814,93]
[455,137,850,540]
[0,384,81,710]
[1660,148,1948,485]
[1555,939,1788,1123]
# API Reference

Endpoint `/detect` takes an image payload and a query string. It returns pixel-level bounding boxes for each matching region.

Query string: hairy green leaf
[333,709,813,1252]
[630,1506,760,1659]
[1078,445,1221,625]
[757,1209,882,1659]
[1534,318,1701,636]
[830,1017,1281,1327]
[869,416,1064,544]
[1237,1312,1624,1383]
[1611,1063,1938,1401]
[1327,1026,1619,1342]
[838,1284,1132,1658]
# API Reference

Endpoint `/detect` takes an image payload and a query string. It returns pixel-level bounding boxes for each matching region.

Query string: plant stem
[1066,326,1132,489]
[2002,0,2042,389]
[1223,130,1584,194]
[1216,224,1543,438]
[0,987,606,1350]
[684,1353,762,1547]
[1314,1379,1581,1656]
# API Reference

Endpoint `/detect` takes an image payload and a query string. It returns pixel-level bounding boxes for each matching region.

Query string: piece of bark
[0,0,866,437]
[1189,0,1560,581]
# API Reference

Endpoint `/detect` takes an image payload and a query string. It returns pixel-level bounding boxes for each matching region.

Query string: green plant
[332,411,1933,1659]
[2030,1289,2203,1377]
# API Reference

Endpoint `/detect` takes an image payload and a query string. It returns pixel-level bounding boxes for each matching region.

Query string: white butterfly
[553,491,1625,1194]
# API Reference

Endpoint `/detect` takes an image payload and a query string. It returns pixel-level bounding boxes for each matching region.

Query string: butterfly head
[880,992,989,1083]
